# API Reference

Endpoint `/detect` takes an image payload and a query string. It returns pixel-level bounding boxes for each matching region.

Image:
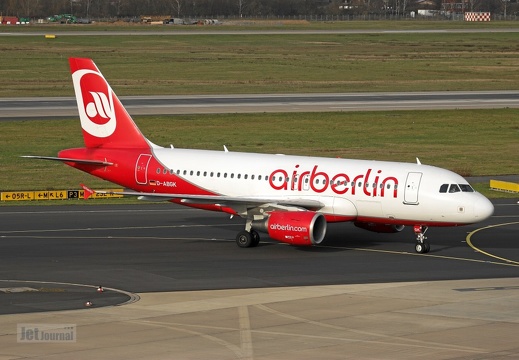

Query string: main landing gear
[236,218,261,248]
[413,225,430,254]
[236,230,260,248]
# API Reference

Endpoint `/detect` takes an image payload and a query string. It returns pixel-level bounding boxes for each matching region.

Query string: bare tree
[238,0,246,17]
[401,0,409,14]
[171,0,183,17]
[19,0,33,16]
[84,0,92,17]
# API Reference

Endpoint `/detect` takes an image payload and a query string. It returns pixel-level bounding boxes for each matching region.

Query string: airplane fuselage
[60,146,493,228]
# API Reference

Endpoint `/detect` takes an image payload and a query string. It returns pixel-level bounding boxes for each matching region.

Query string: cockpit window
[440,183,474,193]
[459,184,474,192]
[449,184,461,193]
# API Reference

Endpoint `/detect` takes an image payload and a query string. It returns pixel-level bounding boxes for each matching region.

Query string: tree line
[0,0,516,19]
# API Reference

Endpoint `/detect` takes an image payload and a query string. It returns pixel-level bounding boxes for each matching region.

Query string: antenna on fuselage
[416,157,421,165]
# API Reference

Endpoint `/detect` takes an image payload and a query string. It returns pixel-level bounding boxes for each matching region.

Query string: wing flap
[96,189,324,210]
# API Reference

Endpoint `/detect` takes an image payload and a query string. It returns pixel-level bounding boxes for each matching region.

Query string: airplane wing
[94,189,324,211]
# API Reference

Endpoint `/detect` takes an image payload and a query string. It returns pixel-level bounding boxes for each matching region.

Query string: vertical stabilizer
[69,58,149,149]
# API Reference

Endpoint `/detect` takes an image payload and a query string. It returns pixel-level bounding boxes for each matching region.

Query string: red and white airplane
[26,58,494,253]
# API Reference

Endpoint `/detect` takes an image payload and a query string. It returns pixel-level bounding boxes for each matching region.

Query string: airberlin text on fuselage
[269,165,398,197]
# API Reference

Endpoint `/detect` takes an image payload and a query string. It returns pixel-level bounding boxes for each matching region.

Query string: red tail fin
[69,58,149,149]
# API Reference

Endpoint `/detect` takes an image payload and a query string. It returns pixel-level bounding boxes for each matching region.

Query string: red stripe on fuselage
[355,215,471,227]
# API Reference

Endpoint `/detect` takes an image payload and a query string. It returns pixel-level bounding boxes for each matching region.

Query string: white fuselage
[150,147,494,226]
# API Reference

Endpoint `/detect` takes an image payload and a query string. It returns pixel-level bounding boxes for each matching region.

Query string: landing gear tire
[236,231,254,248]
[415,241,430,254]
[413,225,430,254]
[250,230,260,247]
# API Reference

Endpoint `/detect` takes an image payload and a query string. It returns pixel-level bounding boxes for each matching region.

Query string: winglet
[80,184,95,200]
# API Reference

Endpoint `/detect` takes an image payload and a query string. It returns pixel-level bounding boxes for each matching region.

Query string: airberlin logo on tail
[72,69,116,138]
[86,92,112,120]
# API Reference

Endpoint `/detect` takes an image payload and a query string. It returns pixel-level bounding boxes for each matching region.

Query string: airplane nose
[474,195,494,220]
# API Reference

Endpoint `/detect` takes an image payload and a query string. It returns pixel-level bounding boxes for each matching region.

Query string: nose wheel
[414,225,430,254]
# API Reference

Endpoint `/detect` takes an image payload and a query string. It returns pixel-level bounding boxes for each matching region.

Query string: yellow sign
[1,192,35,201]
[48,190,68,200]
[490,180,519,193]
[1,189,124,201]
[81,189,124,199]
[27,191,68,201]
[94,191,124,199]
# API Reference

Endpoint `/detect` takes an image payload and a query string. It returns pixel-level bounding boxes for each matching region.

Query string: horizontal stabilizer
[21,155,113,166]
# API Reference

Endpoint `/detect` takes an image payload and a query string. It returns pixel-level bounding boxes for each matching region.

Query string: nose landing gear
[414,225,430,254]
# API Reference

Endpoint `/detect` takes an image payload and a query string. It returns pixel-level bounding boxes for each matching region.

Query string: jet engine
[253,211,327,246]
[354,221,405,233]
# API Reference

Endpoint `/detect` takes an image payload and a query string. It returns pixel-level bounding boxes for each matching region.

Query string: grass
[0,24,517,202]
[1,31,519,96]
[1,109,517,197]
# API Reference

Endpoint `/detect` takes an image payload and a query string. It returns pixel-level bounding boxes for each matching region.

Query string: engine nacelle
[252,211,327,246]
[354,221,405,233]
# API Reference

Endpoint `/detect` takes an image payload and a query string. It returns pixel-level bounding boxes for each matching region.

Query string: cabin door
[135,154,152,185]
[404,172,422,205]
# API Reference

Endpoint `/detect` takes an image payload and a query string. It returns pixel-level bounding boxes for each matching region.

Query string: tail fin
[69,58,149,149]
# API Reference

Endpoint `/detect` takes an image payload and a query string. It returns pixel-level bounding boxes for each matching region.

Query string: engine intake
[252,211,327,246]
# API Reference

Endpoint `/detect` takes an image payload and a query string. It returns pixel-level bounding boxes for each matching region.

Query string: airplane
[24,57,494,253]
